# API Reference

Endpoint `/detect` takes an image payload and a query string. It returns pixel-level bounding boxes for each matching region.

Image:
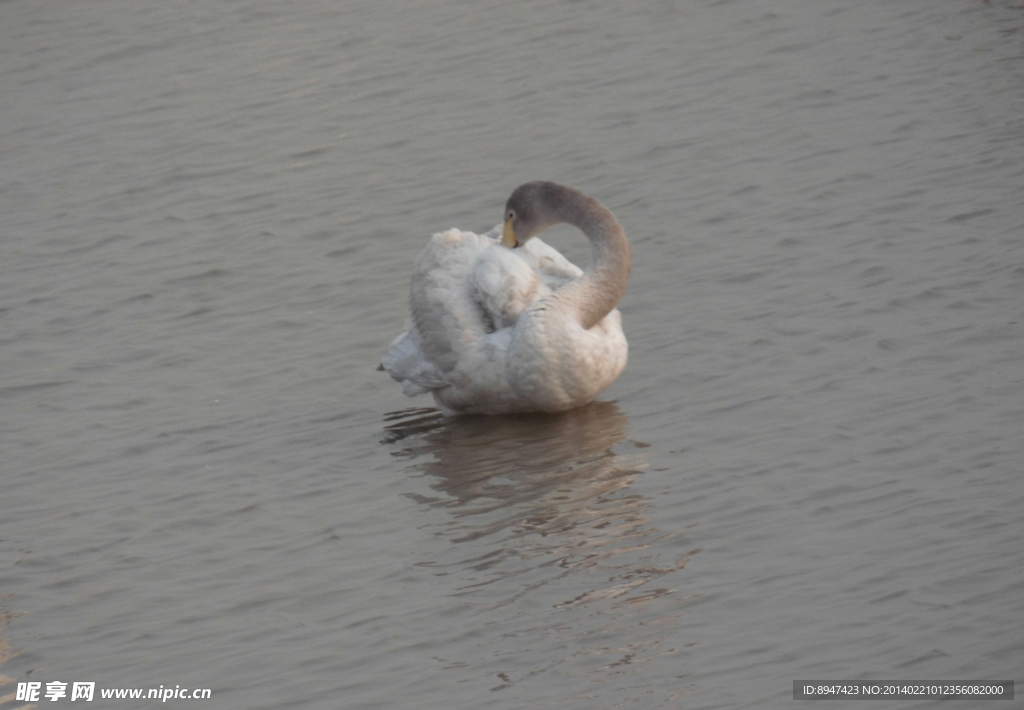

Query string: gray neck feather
[540,185,631,330]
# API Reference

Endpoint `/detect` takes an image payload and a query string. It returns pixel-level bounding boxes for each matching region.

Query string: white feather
[381,226,627,414]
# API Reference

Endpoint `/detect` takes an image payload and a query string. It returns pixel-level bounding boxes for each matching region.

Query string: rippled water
[2,1,1022,708]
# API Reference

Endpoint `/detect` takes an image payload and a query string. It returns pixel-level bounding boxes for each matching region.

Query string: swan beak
[501,218,518,248]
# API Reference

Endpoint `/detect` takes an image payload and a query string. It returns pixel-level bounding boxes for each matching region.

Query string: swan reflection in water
[381,402,700,697]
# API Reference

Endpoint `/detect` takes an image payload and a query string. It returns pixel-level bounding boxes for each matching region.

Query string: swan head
[501,181,566,248]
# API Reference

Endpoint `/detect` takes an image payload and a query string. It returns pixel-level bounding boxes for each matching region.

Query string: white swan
[380,181,630,414]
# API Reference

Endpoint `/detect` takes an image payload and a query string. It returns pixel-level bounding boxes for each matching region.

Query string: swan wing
[472,239,556,329]
[407,228,560,366]
[521,236,583,290]
[407,229,494,375]
[384,229,537,391]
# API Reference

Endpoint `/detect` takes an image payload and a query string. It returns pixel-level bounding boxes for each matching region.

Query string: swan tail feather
[381,326,448,397]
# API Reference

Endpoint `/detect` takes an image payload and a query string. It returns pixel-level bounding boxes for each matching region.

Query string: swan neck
[558,195,631,330]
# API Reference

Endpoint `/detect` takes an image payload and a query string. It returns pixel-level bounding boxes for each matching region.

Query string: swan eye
[506,210,515,222]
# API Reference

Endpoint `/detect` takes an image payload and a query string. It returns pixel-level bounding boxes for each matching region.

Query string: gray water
[1,1,1022,708]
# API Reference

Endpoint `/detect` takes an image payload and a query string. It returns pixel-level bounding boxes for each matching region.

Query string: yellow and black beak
[501,217,518,248]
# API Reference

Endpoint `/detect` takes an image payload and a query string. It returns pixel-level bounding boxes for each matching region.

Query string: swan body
[381,182,630,414]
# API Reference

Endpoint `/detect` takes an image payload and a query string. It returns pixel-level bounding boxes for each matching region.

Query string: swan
[380,181,630,414]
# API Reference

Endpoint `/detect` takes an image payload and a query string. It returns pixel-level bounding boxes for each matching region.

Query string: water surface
[1,1,1022,708]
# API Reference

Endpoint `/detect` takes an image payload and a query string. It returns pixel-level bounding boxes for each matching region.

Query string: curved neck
[551,190,631,330]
